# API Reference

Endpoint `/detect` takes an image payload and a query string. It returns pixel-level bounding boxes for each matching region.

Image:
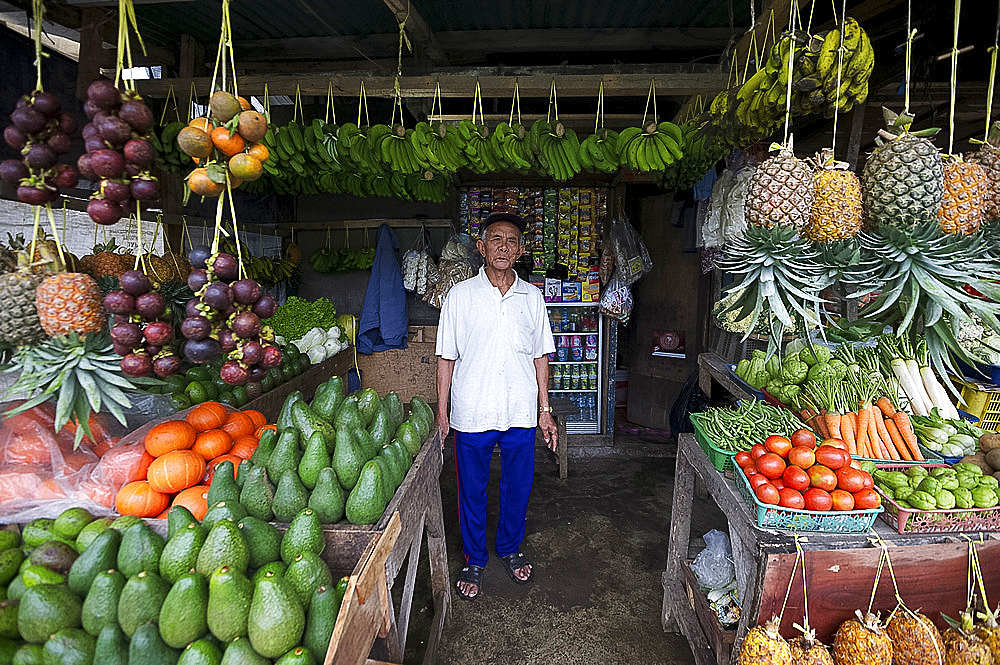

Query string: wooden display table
[663,353,1000,665]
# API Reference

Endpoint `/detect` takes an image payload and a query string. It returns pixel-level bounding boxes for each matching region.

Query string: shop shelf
[734,466,883,533]
[873,463,1000,534]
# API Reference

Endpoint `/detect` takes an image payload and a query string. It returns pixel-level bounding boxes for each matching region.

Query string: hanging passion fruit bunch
[181,244,280,386]
[79,79,160,226]
[1,90,79,204]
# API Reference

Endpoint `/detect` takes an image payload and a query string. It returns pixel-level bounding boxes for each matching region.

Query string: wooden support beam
[381,0,449,67]
[75,8,103,100]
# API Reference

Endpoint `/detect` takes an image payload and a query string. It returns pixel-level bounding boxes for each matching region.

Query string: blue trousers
[453,427,535,568]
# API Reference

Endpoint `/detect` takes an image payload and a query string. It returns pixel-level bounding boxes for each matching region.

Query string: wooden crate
[356,327,438,403]
[681,561,735,665]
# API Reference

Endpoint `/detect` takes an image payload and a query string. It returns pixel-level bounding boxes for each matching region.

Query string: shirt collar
[477,266,526,295]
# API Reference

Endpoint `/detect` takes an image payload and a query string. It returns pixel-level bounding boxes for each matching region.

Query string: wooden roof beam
[381,0,449,67]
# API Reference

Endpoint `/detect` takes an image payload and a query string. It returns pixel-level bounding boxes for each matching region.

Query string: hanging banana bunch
[459,81,501,174]
[530,80,583,181]
[578,82,621,174]
[488,82,535,174]
[618,80,685,173]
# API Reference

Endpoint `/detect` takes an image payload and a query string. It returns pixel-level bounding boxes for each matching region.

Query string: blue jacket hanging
[357,223,408,354]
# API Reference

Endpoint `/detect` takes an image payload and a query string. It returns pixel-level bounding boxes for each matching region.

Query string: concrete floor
[402,438,729,665]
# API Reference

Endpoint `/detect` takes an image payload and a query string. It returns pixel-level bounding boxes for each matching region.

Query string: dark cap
[481,211,526,234]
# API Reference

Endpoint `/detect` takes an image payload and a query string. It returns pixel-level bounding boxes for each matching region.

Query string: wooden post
[846,101,867,171]
[76,8,104,100]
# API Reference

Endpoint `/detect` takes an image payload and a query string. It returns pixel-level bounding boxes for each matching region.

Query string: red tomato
[849,459,863,470]
[772,477,785,490]
[815,445,850,471]
[764,435,793,458]
[755,482,780,505]
[830,489,856,511]
[790,429,817,449]
[852,488,882,510]
[751,443,767,461]
[749,474,770,491]
[782,465,811,491]
[778,487,805,509]
[787,446,816,469]
[735,450,754,469]
[742,464,757,478]
[820,438,848,450]
[861,472,875,490]
[836,466,866,493]
[803,487,833,511]
[807,464,838,491]
[756,452,787,480]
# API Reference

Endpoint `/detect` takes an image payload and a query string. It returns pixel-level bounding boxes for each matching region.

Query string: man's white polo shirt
[436,267,556,433]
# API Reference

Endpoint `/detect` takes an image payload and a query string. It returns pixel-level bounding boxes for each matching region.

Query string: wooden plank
[663,441,697,632]
[75,8,103,100]
[662,577,719,665]
[681,561,736,665]
[381,0,449,66]
[698,353,756,403]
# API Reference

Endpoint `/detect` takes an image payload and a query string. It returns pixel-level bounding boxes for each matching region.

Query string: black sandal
[456,565,484,600]
[499,551,533,585]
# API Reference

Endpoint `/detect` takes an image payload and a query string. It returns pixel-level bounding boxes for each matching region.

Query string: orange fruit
[228,153,263,181]
[188,117,213,132]
[222,412,255,439]
[187,401,229,432]
[247,142,270,163]
[177,126,213,159]
[229,436,258,460]
[211,126,245,157]
[188,168,224,197]
[209,90,242,123]
[237,96,252,111]
[172,485,210,520]
[147,449,206,493]
[192,428,234,460]
[237,110,267,143]
[144,420,197,457]
[243,409,267,429]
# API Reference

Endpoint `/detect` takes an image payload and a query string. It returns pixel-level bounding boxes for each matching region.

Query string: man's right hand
[436,412,450,442]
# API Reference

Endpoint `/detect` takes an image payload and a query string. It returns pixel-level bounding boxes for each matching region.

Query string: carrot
[892,411,924,461]
[813,410,829,439]
[864,405,893,460]
[842,411,859,456]
[824,411,842,441]
[875,411,909,461]
[883,418,912,461]
[876,396,897,419]
[801,409,823,437]
[854,407,870,458]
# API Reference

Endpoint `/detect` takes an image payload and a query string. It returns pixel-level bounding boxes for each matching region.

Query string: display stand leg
[395,513,426,653]
[663,447,695,631]
[422,472,451,665]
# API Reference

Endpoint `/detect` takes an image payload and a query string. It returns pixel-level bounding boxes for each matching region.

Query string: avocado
[220,635,269,665]
[74,518,114,553]
[21,520,58,549]
[117,571,170,638]
[333,398,363,432]
[272,470,309,523]
[0,531,20,554]
[81,569,126,636]
[18,583,83,643]
[353,426,380,461]
[41,627,94,665]
[308,468,346,525]
[409,396,434,432]
[311,376,344,424]
[0,599,18,639]
[382,392,405,433]
[128,621,180,665]
[251,561,286,585]
[277,391,304,431]
[368,406,392,449]
[240,467,275,522]
[21,565,65,588]
[160,521,208,584]
[251,428,279,468]
[291,402,337,452]
[178,638,222,665]
[207,461,241,507]
[0,638,16,664]
[236,517,281,570]
[345,460,387,525]
[267,428,300,485]
[332,426,363,491]
[6,577,26,602]
[394,421,421,457]
[276,646,317,665]
[202,501,247,531]
[196,519,249,577]
[117,521,165,578]
[378,446,404,490]
[159,572,209,648]
[167,505,199,540]
[298,432,330,490]
[12,644,44,665]
[109,515,141,532]
[51,508,94,541]
[207,566,252,642]
[355,388,381,427]
[248,571,305,658]
[235,459,252,488]
[303,584,341,663]
[92,625,127,665]
[387,439,412,472]
[29,541,78,576]
[372,456,395,504]
[406,413,429,442]
[284,553,333,608]
[280,509,324,564]
[0,549,25,587]
[67,528,120,595]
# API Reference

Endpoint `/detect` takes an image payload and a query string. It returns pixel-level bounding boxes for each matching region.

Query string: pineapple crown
[92,238,120,254]
[977,606,1000,630]
[943,609,978,635]
[762,615,786,640]
[855,609,886,634]
[876,107,940,144]
[792,622,819,646]
[810,148,850,170]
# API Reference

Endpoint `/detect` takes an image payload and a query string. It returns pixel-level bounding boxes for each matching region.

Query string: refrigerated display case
[546,302,611,434]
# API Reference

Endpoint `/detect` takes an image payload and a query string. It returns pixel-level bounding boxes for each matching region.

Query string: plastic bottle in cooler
[588,365,598,390]
[552,365,562,390]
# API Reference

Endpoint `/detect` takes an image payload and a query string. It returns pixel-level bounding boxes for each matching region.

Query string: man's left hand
[539,412,558,451]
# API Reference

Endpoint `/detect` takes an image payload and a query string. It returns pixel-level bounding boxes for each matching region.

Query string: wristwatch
[539,406,553,413]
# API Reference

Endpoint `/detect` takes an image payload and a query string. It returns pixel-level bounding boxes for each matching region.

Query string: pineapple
[804,149,864,242]
[886,607,946,665]
[943,611,993,665]
[975,607,1000,663]
[832,610,893,665]
[969,121,1000,220]
[739,616,793,665]
[789,627,835,665]
[35,272,105,337]
[938,158,987,235]
[160,249,189,281]
[85,239,128,279]
[746,139,815,230]
[0,266,46,346]
[862,108,945,230]
[143,252,175,283]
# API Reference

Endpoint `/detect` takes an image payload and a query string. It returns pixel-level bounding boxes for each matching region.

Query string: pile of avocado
[869,462,1000,511]
[2,504,349,664]
[227,376,434,527]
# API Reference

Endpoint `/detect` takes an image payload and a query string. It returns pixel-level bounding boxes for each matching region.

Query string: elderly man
[435,211,558,601]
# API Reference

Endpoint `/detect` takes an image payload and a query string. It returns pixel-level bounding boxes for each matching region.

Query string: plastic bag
[691,529,735,590]
[402,226,439,295]
[599,272,633,325]
[610,216,652,286]
[439,232,482,271]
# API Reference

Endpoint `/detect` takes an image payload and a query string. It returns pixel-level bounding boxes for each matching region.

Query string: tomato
[849,459,863,470]
[852,488,882,510]
[735,450,754,469]
[830,489,856,511]
[772,477,785,490]
[815,445,850,471]
[787,446,816,469]
[782,465,811,491]
[756,452,787,480]
[807,464,838,491]
[790,429,817,449]
[835,466,867,493]
[803,487,833,511]
[749,474,770,491]
[778,487,805,509]
[820,438,848,450]
[764,435,793,458]
[742,464,757,478]
[861,472,875,490]
[751,443,767,461]
[755,482,780,505]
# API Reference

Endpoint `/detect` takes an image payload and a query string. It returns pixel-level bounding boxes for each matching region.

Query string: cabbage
[307,345,326,364]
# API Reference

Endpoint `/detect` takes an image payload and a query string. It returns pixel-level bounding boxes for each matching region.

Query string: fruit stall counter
[664,353,1000,665]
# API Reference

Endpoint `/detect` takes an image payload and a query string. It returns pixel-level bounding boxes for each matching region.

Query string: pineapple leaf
[75,369,101,414]
[54,372,77,429]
